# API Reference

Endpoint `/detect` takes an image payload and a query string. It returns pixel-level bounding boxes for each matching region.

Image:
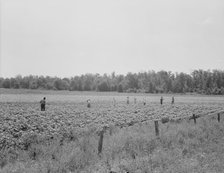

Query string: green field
[1,89,224,173]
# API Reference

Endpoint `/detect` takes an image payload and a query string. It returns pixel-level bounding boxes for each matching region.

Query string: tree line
[1,69,224,95]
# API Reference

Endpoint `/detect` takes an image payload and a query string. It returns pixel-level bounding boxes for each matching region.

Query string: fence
[97,109,224,155]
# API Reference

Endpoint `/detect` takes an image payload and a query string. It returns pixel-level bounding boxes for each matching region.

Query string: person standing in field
[143,99,146,105]
[87,99,91,108]
[171,96,175,104]
[160,96,163,105]
[113,97,116,106]
[127,96,129,104]
[40,97,46,111]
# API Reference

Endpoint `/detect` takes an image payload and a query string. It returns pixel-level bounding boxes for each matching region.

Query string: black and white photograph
[0,0,224,172]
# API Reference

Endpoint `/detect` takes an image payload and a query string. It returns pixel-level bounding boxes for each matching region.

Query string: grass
[1,88,224,104]
[1,114,224,173]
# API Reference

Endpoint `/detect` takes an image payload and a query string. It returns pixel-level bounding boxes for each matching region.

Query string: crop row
[0,101,223,150]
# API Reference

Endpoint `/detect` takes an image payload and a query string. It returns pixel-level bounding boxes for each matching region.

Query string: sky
[0,0,224,78]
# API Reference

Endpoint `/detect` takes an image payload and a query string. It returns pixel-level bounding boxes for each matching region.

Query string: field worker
[143,98,146,105]
[171,96,175,104]
[113,97,116,106]
[87,99,91,108]
[40,97,46,111]
[160,96,163,105]
[127,96,129,104]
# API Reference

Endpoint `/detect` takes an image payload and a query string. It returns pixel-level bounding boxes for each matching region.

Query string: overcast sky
[1,0,224,78]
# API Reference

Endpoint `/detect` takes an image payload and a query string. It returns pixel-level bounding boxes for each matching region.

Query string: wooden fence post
[98,129,105,155]
[218,113,220,122]
[154,120,159,136]
[193,114,196,124]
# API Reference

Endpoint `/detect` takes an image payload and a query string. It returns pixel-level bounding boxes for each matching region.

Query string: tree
[97,81,109,91]
[0,78,4,88]
[0,69,224,95]
[2,79,11,88]
[53,79,69,90]
[10,78,20,89]
[117,83,123,92]
[126,73,139,89]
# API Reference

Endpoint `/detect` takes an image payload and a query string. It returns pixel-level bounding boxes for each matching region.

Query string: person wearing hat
[40,97,46,111]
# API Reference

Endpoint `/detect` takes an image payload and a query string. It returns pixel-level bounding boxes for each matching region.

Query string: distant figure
[160,96,163,105]
[171,96,175,104]
[134,97,137,104]
[113,98,116,106]
[40,97,46,111]
[87,99,91,108]
[127,97,129,104]
[143,98,146,105]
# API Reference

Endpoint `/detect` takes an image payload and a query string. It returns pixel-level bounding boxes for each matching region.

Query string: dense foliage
[1,69,224,94]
